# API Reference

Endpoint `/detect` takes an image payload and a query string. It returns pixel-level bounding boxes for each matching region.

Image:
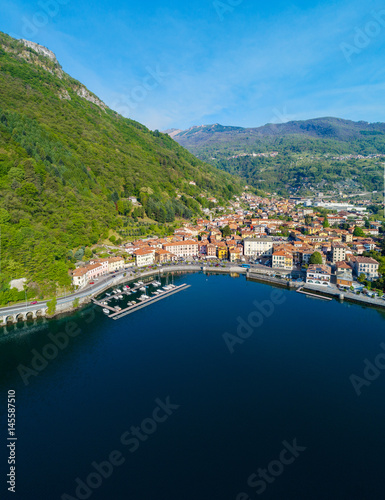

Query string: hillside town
[72,191,384,295]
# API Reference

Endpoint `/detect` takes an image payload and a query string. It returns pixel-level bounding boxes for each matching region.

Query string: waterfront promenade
[1,262,384,325]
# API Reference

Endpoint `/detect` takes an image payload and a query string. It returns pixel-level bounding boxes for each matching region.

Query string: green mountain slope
[169,119,385,196]
[0,32,241,297]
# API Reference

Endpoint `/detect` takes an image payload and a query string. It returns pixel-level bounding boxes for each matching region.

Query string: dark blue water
[1,273,385,500]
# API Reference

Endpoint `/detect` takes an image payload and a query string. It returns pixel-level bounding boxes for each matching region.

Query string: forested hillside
[0,32,241,298]
[169,119,385,196]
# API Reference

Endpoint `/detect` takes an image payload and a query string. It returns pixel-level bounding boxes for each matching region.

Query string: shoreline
[2,265,385,326]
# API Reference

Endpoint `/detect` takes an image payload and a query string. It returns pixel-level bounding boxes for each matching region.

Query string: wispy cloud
[2,0,385,129]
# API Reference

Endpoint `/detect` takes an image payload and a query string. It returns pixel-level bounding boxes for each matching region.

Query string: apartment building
[162,240,199,258]
[306,264,332,286]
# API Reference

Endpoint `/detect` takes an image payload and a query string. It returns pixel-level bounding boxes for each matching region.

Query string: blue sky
[2,0,385,130]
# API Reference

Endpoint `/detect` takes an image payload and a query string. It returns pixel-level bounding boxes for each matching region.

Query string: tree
[0,208,11,224]
[358,273,366,283]
[309,251,323,264]
[46,297,57,315]
[353,226,365,237]
[221,225,231,238]
[73,297,80,308]
[323,218,330,228]
[84,248,93,260]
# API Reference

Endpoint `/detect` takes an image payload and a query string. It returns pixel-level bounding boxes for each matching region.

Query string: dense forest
[0,32,242,299]
[170,120,385,195]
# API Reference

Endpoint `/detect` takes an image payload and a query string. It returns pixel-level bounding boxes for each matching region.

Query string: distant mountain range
[166,117,385,148]
[166,118,385,197]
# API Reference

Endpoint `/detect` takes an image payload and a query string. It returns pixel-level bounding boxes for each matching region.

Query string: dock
[296,287,332,301]
[92,283,191,320]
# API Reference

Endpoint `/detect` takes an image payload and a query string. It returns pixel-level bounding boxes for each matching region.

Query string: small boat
[115,306,122,311]
[103,308,110,315]
[118,294,123,299]
[139,287,146,292]
[130,301,137,306]
[137,281,144,286]
[116,288,122,293]
[105,292,111,297]
[102,301,108,305]
[163,286,171,291]
[139,294,149,301]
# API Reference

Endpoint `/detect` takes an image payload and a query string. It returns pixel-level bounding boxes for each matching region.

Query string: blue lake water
[1,272,385,500]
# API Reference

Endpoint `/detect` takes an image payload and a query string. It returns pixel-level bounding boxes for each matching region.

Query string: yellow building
[217,246,228,260]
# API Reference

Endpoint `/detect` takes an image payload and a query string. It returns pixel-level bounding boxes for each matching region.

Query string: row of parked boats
[102,280,166,314]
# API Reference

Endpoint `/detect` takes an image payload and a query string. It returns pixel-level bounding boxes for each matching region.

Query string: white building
[306,264,331,286]
[244,237,287,257]
[72,256,125,287]
[162,240,199,258]
[351,257,379,280]
[134,249,155,267]
[72,267,88,288]
[332,244,349,264]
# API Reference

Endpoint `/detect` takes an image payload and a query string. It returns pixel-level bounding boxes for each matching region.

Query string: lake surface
[1,272,385,500]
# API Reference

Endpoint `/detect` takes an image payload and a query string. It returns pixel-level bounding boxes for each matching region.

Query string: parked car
[30,301,38,305]
[89,281,95,285]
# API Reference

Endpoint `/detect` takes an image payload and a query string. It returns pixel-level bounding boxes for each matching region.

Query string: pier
[92,283,191,320]
[296,287,332,301]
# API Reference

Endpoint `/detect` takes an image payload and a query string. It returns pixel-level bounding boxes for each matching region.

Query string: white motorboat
[102,308,110,315]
